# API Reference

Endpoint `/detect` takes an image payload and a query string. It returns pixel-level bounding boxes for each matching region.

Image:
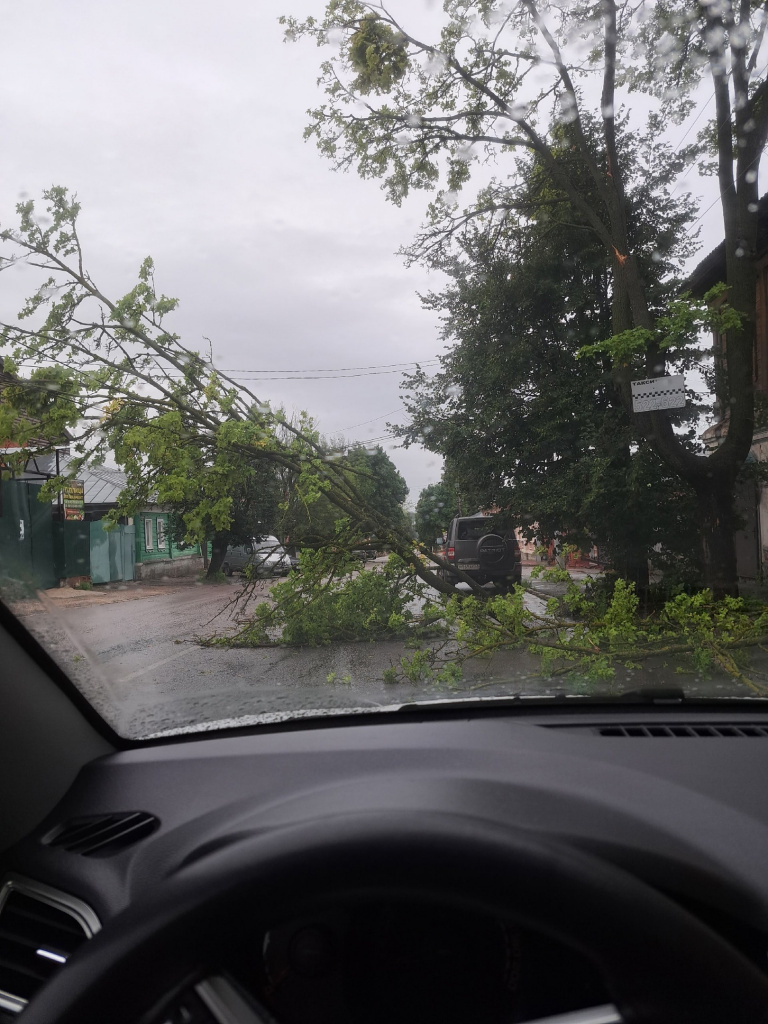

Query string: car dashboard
[2,705,768,1023]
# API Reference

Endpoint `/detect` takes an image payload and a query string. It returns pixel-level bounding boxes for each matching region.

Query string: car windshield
[3,0,768,740]
[255,539,285,552]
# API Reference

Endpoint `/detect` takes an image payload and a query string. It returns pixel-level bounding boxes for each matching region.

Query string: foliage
[0,362,81,475]
[0,190,437,590]
[348,12,408,95]
[276,429,408,552]
[394,570,768,694]
[344,443,408,532]
[398,148,702,583]
[284,0,768,595]
[414,480,455,546]
[105,406,280,553]
[215,550,433,647]
[202,540,768,694]
[578,284,744,370]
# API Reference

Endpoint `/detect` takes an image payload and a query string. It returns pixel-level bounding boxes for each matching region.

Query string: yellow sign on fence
[63,480,85,521]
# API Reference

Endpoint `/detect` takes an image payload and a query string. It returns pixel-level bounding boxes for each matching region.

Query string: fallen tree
[3,189,768,699]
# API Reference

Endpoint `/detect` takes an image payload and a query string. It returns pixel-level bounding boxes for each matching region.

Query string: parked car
[442,513,522,591]
[221,536,291,578]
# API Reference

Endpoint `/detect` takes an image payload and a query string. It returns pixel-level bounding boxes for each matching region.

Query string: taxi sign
[631,375,686,413]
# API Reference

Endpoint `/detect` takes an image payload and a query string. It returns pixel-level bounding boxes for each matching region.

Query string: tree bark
[694,480,740,598]
[206,532,229,578]
[614,550,650,596]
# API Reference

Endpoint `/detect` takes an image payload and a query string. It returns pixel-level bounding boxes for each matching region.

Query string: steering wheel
[18,812,768,1024]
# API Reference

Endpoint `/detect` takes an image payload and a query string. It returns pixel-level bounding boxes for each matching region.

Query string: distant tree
[0,363,80,474]
[276,414,343,550]
[345,443,408,534]
[399,144,703,586]
[414,480,455,546]
[280,439,408,549]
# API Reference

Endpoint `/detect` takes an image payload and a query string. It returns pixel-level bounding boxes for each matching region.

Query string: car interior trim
[195,976,276,1024]
[523,1007,621,1024]
[0,874,100,1014]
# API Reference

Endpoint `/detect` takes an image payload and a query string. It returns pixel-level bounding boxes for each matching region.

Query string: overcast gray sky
[0,0,731,504]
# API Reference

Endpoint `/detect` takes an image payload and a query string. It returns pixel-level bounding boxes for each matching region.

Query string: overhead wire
[340,406,405,432]
[218,359,439,374]
[219,365,437,381]
[668,90,716,201]
[16,358,439,379]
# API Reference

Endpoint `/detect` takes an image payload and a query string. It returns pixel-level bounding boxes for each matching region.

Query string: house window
[144,517,154,551]
[157,517,167,549]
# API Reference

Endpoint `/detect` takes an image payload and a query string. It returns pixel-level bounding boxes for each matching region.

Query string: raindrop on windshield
[507,101,528,121]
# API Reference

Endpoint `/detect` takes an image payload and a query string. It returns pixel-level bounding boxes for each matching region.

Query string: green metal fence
[0,479,56,591]
[89,520,135,584]
[52,521,91,579]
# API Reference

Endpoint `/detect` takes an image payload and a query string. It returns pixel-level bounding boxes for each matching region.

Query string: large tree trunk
[614,551,650,596]
[206,532,229,578]
[591,3,756,601]
[604,445,651,596]
[694,480,739,599]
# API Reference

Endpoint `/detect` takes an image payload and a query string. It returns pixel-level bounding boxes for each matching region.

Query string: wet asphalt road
[18,574,556,738]
[18,571,752,740]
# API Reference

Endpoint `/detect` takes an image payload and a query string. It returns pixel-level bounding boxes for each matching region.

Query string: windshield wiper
[394,688,768,712]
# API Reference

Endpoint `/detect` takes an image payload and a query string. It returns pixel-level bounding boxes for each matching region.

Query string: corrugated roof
[35,453,128,506]
[78,463,128,505]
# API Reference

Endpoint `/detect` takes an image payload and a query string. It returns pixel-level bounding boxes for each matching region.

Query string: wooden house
[687,196,768,579]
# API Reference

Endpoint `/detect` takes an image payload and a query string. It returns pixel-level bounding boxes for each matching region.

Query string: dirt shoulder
[13,577,235,614]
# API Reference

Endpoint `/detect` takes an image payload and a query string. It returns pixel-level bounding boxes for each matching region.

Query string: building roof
[77,463,129,506]
[34,453,128,506]
[686,192,768,296]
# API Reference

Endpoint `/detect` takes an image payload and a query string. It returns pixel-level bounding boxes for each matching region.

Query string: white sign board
[631,375,686,413]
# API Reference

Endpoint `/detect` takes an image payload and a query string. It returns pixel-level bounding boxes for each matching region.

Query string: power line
[339,406,405,431]
[221,366,437,381]
[218,359,439,374]
[672,90,715,157]
[685,148,763,233]
[15,359,440,382]
[347,430,400,446]
[668,91,716,200]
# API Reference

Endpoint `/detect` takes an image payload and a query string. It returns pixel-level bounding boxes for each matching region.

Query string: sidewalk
[16,576,225,614]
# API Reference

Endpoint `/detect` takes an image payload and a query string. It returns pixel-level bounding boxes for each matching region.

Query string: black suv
[442,513,522,591]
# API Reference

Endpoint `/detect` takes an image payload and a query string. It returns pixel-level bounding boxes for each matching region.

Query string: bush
[227,551,431,646]
[197,570,229,584]
[204,549,768,696]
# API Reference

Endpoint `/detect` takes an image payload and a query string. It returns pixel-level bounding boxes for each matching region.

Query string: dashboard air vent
[43,812,159,857]
[0,878,99,1014]
[597,724,768,738]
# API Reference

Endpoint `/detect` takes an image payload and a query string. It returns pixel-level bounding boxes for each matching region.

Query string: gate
[52,521,91,579]
[0,479,56,591]
[89,521,135,584]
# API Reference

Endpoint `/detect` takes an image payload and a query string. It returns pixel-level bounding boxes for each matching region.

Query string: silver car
[221,536,291,578]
